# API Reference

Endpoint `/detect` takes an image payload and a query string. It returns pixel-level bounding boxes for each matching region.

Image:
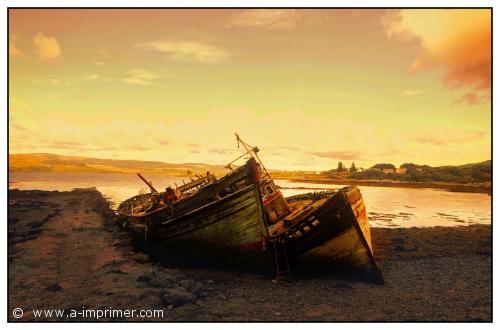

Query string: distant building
[371,163,396,172]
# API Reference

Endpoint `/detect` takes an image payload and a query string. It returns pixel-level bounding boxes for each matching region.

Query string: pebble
[179,278,202,295]
[161,286,197,307]
[149,271,176,288]
[134,253,149,263]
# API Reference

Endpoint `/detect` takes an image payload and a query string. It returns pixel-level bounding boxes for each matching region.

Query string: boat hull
[141,184,275,273]
[286,186,384,283]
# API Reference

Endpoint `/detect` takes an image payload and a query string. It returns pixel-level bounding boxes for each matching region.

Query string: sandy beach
[8,189,492,321]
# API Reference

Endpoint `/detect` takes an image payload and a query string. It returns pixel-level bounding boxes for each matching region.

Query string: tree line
[329,160,491,184]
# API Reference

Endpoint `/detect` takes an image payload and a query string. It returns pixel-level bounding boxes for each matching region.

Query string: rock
[168,303,202,319]
[174,274,186,281]
[137,274,153,282]
[161,286,196,307]
[215,293,227,300]
[107,264,127,275]
[134,253,149,263]
[23,310,34,319]
[45,283,63,292]
[179,278,202,295]
[149,272,176,288]
[134,267,154,283]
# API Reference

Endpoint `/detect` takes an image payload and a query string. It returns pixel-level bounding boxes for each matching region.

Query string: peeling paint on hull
[290,187,384,283]
[144,184,274,273]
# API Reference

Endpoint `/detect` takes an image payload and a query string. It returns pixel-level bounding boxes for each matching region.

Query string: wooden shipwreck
[118,134,384,284]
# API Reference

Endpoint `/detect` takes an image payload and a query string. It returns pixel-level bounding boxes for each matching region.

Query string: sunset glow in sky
[9,9,491,170]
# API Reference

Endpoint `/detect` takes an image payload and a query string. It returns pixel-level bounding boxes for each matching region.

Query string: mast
[136,173,158,193]
[226,133,272,181]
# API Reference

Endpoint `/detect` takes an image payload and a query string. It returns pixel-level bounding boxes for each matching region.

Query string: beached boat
[120,157,274,271]
[117,135,383,283]
[273,186,383,282]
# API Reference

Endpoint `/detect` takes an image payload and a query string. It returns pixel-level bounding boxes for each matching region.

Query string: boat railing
[176,173,217,195]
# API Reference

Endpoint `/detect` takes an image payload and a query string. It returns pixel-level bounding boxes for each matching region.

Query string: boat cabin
[260,179,291,224]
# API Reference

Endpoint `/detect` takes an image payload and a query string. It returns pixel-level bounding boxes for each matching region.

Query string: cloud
[454,92,490,105]
[227,9,303,30]
[383,9,491,104]
[10,120,29,132]
[413,129,485,145]
[46,140,84,149]
[277,146,301,152]
[136,40,230,63]
[33,32,62,60]
[93,49,111,66]
[9,36,24,59]
[208,148,233,155]
[8,106,490,171]
[402,89,424,96]
[32,74,100,86]
[121,69,162,86]
[272,145,361,161]
[308,151,362,160]
[33,78,61,86]
[9,97,31,112]
[80,74,100,81]
[130,146,152,152]
[156,139,169,146]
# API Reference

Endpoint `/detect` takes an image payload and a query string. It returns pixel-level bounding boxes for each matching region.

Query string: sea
[9,171,491,229]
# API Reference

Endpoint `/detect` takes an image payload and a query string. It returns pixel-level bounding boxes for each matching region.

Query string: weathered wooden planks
[157,184,268,248]
[144,184,274,273]
[285,186,384,283]
[345,186,373,250]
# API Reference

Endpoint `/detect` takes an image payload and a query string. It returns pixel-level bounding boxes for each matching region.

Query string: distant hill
[9,153,492,184]
[346,160,491,184]
[9,153,228,177]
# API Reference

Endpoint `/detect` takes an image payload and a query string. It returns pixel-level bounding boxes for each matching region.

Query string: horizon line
[8,152,492,171]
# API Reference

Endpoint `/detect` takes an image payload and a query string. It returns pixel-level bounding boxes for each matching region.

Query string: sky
[8,9,491,171]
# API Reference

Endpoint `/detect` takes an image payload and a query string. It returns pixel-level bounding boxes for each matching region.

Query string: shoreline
[9,170,491,194]
[8,189,492,321]
[278,177,492,194]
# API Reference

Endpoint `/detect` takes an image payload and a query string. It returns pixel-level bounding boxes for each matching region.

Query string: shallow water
[9,172,491,228]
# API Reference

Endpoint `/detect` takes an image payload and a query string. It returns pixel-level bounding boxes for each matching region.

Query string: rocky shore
[8,189,491,321]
